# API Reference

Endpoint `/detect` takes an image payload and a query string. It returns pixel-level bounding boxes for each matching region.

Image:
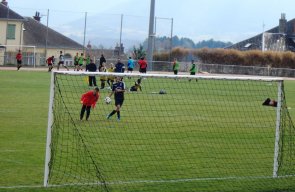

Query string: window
[6,24,16,40]
[244,43,252,48]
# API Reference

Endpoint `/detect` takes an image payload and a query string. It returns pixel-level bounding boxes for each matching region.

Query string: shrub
[153,48,295,69]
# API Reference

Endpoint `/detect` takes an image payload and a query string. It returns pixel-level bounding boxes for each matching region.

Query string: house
[0,0,25,65]
[226,14,295,52]
[0,0,84,66]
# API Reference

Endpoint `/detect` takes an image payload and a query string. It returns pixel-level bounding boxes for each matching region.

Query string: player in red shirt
[16,50,22,71]
[80,87,100,121]
[138,57,147,73]
[46,56,55,72]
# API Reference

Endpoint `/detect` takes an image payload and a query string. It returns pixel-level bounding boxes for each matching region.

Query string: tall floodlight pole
[147,0,155,71]
[119,14,123,56]
[45,9,49,59]
[170,18,173,61]
[154,17,173,61]
[83,12,87,54]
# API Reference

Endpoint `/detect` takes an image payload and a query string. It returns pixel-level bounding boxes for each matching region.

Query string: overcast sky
[7,0,295,46]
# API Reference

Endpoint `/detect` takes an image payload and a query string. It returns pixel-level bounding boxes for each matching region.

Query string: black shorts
[139,68,146,73]
[128,68,133,71]
[190,72,196,75]
[115,98,124,106]
[17,60,22,65]
[58,61,64,65]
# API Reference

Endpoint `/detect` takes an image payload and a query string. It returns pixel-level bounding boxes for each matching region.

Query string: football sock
[109,110,116,117]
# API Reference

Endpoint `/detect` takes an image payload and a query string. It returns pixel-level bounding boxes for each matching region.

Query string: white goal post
[44,71,294,191]
[0,45,36,67]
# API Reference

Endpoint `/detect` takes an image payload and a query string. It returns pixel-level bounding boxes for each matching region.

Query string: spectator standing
[99,54,106,71]
[127,56,135,75]
[138,57,147,73]
[86,59,97,87]
[115,58,125,73]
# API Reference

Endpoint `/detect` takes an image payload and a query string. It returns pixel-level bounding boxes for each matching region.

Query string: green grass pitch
[0,70,295,192]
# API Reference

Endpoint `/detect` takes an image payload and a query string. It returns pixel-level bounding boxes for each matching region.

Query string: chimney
[279,13,287,34]
[33,11,41,22]
[1,0,8,6]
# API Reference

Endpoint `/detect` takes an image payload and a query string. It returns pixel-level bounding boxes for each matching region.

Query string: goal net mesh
[45,72,295,191]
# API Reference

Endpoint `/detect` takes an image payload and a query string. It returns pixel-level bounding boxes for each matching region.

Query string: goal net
[44,71,295,191]
[0,45,36,67]
[262,32,286,52]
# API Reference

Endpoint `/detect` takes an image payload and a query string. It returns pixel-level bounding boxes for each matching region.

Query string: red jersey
[138,59,147,69]
[46,57,54,65]
[16,53,22,61]
[80,91,100,107]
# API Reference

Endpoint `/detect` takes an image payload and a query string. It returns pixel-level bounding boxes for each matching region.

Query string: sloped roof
[23,17,84,49]
[226,18,295,51]
[0,3,24,20]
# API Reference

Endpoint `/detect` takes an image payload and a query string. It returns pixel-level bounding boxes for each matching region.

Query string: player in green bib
[78,53,85,71]
[189,59,198,82]
[173,58,180,75]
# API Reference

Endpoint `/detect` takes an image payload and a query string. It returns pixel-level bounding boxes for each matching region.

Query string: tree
[133,44,146,59]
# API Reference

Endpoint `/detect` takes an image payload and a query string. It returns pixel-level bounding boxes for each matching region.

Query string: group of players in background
[15,50,197,121]
[78,55,198,122]
[79,54,147,122]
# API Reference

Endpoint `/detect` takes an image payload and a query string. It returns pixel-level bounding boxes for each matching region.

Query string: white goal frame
[0,45,36,67]
[43,71,284,187]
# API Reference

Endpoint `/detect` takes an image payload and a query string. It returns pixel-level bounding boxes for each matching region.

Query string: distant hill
[142,36,233,51]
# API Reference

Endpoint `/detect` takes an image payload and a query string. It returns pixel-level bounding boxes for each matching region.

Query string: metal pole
[154,17,157,56]
[44,71,55,187]
[147,0,155,71]
[19,22,23,50]
[119,14,123,56]
[170,18,173,62]
[83,12,87,54]
[45,9,49,59]
[273,80,283,178]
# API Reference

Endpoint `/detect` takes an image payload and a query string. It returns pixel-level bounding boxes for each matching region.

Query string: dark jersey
[112,81,125,100]
[115,62,125,73]
[86,63,97,72]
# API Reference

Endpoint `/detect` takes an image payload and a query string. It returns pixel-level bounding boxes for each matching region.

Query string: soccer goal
[44,71,295,191]
[0,45,36,67]
[262,32,286,52]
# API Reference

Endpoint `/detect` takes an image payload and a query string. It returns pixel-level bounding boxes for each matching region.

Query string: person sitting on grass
[130,78,142,92]
[262,98,277,107]
[80,87,100,121]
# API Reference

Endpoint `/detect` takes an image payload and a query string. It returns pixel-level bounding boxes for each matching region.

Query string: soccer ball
[159,89,166,94]
[104,96,111,104]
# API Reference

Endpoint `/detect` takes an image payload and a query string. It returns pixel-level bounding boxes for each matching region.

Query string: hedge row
[154,47,295,69]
